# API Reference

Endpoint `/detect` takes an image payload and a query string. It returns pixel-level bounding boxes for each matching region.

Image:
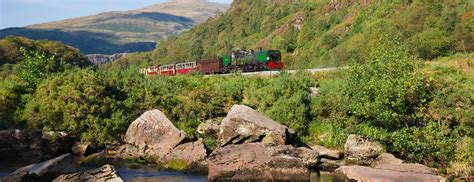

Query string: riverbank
[0,105,457,181]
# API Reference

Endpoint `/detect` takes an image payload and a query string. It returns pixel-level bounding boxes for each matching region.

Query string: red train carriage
[159,64,176,76]
[175,62,197,75]
[196,58,223,74]
[143,66,160,76]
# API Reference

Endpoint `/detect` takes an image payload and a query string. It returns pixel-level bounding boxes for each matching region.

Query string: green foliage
[0,2,472,172]
[0,78,22,128]
[18,47,57,89]
[306,45,471,170]
[22,69,128,146]
[390,121,460,168]
[150,1,472,68]
[0,37,92,129]
[426,54,474,135]
[409,28,455,60]
[347,33,431,129]
[203,137,217,151]
[447,137,473,177]
[305,116,352,149]
[244,72,315,135]
[0,36,90,67]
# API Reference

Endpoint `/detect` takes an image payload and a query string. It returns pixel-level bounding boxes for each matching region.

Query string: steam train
[142,50,284,76]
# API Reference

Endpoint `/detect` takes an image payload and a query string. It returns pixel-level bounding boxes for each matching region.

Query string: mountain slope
[0,0,228,54]
[150,0,473,68]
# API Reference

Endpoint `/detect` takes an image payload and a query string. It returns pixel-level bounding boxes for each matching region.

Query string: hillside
[150,0,473,68]
[0,0,228,54]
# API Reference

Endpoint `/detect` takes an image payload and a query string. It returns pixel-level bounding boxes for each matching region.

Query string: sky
[0,0,232,29]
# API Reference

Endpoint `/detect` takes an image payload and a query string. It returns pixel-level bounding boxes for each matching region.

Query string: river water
[0,159,207,181]
[0,166,207,182]
[104,167,207,181]
[0,161,335,181]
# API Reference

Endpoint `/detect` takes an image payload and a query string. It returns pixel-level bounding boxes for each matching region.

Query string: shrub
[244,72,315,135]
[409,28,455,60]
[22,69,128,146]
[18,47,57,90]
[347,33,432,129]
[390,121,460,168]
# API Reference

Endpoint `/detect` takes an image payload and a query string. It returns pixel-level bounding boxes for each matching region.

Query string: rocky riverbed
[0,104,452,181]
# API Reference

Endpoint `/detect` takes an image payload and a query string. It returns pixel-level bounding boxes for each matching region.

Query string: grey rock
[374,163,438,175]
[86,53,128,65]
[53,164,123,182]
[311,145,343,159]
[208,143,319,181]
[1,153,76,182]
[124,109,187,161]
[162,138,208,172]
[335,165,445,182]
[371,153,403,167]
[344,134,384,165]
[218,105,290,147]
[319,158,345,172]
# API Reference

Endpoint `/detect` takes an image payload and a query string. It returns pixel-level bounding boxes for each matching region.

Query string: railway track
[212,67,348,77]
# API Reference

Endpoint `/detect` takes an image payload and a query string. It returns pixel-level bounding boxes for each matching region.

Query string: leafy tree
[18,47,56,90]
[347,33,432,129]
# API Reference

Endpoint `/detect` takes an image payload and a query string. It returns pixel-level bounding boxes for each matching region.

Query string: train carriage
[197,58,223,74]
[176,62,197,75]
[159,64,176,76]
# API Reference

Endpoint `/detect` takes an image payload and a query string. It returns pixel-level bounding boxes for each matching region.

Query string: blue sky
[0,0,232,29]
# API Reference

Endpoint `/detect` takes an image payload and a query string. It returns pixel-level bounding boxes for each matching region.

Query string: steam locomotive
[142,50,284,76]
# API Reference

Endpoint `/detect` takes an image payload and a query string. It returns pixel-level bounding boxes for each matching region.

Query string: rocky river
[0,105,448,181]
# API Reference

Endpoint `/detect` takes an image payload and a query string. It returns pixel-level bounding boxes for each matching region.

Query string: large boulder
[1,153,76,182]
[335,165,445,182]
[371,153,404,166]
[124,109,187,161]
[162,138,208,172]
[318,158,345,172]
[374,163,438,175]
[310,145,343,160]
[53,164,122,182]
[218,105,290,147]
[208,143,319,181]
[344,134,384,165]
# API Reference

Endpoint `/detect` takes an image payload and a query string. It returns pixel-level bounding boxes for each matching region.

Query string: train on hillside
[141,49,284,76]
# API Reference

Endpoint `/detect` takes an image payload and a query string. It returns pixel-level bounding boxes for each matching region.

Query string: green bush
[244,72,315,135]
[390,121,460,168]
[18,47,57,90]
[409,28,455,60]
[22,69,128,146]
[0,78,21,128]
[347,33,432,129]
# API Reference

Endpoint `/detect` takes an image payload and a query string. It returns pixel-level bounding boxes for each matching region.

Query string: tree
[18,47,56,90]
[347,33,432,129]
